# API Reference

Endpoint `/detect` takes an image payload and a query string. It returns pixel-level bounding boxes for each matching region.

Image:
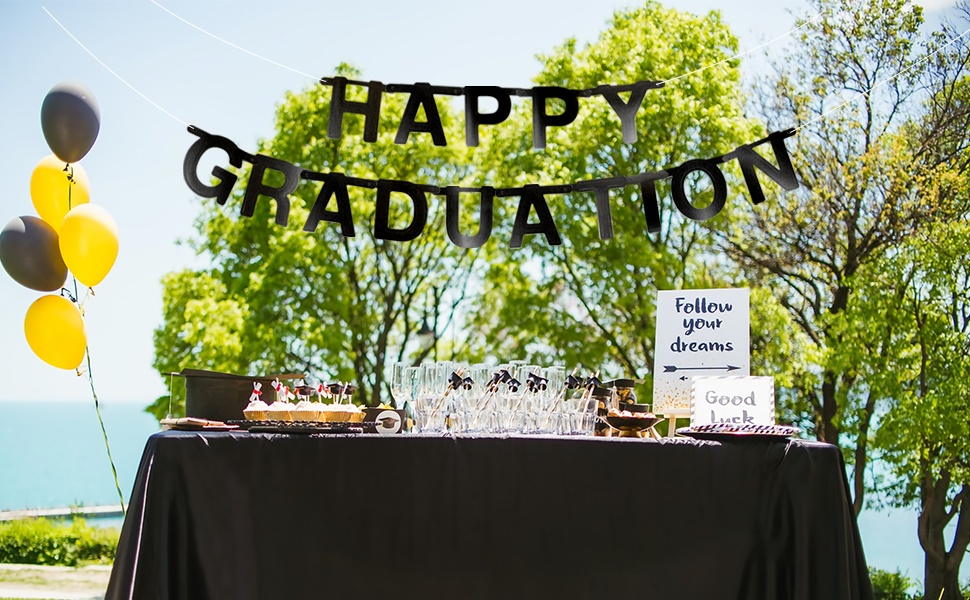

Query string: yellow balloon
[24,295,87,370]
[59,204,119,288]
[30,155,90,233]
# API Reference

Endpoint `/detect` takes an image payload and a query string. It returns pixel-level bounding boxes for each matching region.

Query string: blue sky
[0,0,963,584]
[0,0,958,404]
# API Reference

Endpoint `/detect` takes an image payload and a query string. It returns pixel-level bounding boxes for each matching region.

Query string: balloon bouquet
[1,82,117,368]
[0,82,125,512]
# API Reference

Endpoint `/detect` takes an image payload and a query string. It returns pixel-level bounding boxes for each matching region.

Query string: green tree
[149,64,483,418]
[466,1,798,387]
[836,218,970,600]
[723,0,970,516]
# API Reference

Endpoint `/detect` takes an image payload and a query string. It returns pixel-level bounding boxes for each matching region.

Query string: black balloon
[41,82,101,164]
[0,216,68,292]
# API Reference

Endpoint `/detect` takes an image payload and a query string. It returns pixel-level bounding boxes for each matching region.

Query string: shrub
[869,567,918,600]
[0,518,119,566]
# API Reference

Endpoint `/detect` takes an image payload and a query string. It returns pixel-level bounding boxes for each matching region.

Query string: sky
[0,0,964,585]
[0,0,959,405]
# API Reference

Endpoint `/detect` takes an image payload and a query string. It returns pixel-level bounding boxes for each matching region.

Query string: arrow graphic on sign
[664,365,741,373]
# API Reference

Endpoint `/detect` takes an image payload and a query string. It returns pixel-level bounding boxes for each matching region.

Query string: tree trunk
[819,370,840,445]
[920,473,968,600]
[921,485,947,600]
[852,390,876,515]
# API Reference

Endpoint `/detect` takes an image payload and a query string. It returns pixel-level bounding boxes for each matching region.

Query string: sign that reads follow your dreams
[690,376,775,427]
[653,288,750,414]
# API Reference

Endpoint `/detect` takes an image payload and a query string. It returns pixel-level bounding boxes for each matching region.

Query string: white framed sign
[690,376,775,427]
[652,288,750,415]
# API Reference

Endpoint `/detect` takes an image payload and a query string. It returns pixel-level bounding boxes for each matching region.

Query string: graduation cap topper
[526,372,548,392]
[449,372,464,389]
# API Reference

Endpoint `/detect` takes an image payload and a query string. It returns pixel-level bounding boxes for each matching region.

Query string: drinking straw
[507,367,541,429]
[430,368,464,420]
[539,367,580,430]
[471,370,509,428]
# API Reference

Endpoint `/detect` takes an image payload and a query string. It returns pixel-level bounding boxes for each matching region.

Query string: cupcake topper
[249,382,263,403]
[449,372,464,389]
[316,384,324,402]
[462,376,474,391]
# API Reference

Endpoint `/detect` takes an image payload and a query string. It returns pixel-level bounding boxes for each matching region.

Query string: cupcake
[322,403,344,423]
[344,403,364,423]
[243,382,268,420]
[243,398,269,421]
[291,399,319,422]
[268,400,293,422]
[325,403,364,423]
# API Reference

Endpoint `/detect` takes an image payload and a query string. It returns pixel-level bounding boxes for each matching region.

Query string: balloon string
[82,337,127,518]
[65,174,126,517]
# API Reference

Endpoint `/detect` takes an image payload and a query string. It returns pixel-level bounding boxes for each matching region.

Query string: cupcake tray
[227,420,375,435]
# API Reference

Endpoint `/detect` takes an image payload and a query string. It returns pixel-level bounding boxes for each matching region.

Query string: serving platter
[676,423,800,442]
[227,420,374,434]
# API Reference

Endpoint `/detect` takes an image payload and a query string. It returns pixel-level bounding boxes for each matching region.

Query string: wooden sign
[652,288,750,415]
[690,376,775,426]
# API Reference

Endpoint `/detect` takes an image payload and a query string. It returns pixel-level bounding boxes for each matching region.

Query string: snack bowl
[604,414,662,432]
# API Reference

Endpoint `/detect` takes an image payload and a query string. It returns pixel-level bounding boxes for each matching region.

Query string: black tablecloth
[105,432,873,600]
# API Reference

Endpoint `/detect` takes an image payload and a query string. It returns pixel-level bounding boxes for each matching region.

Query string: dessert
[243,382,268,420]
[291,399,319,422]
[322,403,364,423]
[607,407,657,419]
[268,400,293,422]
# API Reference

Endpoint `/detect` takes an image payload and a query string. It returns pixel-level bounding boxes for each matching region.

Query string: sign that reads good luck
[690,376,775,427]
[652,288,750,415]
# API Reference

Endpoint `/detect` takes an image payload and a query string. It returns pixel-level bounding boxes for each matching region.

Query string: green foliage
[0,519,118,567]
[869,568,918,600]
[152,63,484,413]
[468,1,766,381]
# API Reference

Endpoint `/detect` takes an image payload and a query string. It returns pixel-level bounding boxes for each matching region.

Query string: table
[105,431,874,600]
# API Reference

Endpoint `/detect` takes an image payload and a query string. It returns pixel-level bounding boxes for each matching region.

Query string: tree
[723,0,970,516]
[842,220,970,600]
[465,1,799,387]
[149,64,483,418]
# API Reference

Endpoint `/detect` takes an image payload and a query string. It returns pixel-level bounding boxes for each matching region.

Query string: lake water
[0,400,951,588]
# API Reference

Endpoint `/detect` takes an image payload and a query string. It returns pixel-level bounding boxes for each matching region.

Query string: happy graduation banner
[183,77,800,249]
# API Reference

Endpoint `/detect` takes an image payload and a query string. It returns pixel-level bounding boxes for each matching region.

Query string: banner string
[662,11,827,84]
[50,1,960,140]
[42,6,188,127]
[795,24,970,132]
[148,0,825,89]
[149,0,319,80]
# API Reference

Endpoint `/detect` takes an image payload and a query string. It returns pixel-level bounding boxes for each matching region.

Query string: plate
[161,417,238,431]
[676,424,800,442]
